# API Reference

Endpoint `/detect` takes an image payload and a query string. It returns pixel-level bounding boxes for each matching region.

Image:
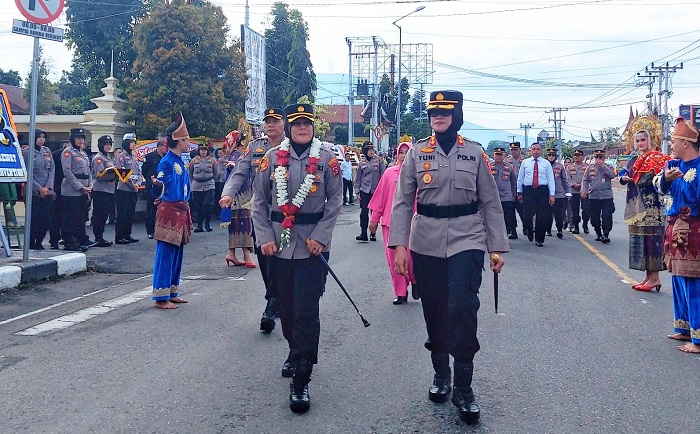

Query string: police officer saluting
[492,146,518,239]
[389,91,508,425]
[252,103,343,414]
[90,135,116,247]
[61,128,95,252]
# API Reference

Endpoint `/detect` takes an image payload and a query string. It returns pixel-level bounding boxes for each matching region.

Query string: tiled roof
[0,84,29,115]
[319,105,363,124]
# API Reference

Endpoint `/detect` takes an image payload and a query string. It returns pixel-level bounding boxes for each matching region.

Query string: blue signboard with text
[0,89,28,182]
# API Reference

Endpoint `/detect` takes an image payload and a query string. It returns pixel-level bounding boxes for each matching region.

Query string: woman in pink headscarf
[369,141,416,305]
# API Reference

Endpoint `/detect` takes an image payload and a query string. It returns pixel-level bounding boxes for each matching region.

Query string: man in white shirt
[341,152,354,205]
[516,143,556,246]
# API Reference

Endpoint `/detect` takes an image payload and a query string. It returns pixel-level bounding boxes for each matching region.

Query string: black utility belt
[416,202,479,219]
[194,176,214,183]
[74,174,90,180]
[271,211,323,225]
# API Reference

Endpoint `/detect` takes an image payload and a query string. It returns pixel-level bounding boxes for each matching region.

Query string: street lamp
[392,6,425,143]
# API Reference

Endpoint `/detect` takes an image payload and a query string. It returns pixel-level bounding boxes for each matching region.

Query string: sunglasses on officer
[429,109,452,117]
[594,155,604,159]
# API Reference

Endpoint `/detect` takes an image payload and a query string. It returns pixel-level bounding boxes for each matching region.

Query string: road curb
[0,253,87,290]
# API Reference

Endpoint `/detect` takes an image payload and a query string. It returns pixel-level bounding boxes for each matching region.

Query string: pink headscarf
[396,141,411,165]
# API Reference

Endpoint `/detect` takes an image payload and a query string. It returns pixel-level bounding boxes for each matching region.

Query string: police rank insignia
[174,163,182,175]
[259,156,269,172]
[481,151,492,171]
[423,162,431,170]
[96,158,102,164]
[310,184,318,193]
[64,151,70,158]
[255,148,264,153]
[420,146,434,153]
[422,173,433,184]
[329,158,340,177]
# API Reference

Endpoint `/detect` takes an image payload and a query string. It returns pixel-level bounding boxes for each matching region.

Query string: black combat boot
[281,356,295,378]
[260,297,277,333]
[355,232,368,242]
[583,223,589,234]
[601,232,610,244]
[194,225,204,233]
[205,221,213,232]
[452,362,480,424]
[289,359,312,413]
[595,231,602,241]
[429,353,452,403]
[571,225,580,234]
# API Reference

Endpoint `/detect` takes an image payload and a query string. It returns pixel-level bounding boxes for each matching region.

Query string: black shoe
[546,231,552,237]
[356,234,368,242]
[527,231,534,242]
[205,224,213,232]
[556,231,563,239]
[289,382,310,413]
[343,202,348,206]
[595,234,602,241]
[369,233,377,242]
[601,234,610,244]
[81,239,98,248]
[411,283,420,300]
[128,237,139,243]
[535,241,543,247]
[508,233,518,240]
[583,225,589,234]
[282,358,296,378]
[95,239,113,247]
[50,242,60,250]
[194,227,204,233]
[429,354,452,403]
[64,244,87,252]
[452,388,480,424]
[147,233,154,239]
[571,226,580,234]
[260,298,277,333]
[115,238,131,245]
[392,296,408,305]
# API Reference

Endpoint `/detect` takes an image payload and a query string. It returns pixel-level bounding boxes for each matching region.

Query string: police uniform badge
[423,162,431,170]
[420,146,434,153]
[259,156,269,172]
[329,158,340,177]
[422,173,433,185]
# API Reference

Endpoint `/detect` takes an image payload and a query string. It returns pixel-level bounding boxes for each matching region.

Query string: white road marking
[0,274,152,327]
[15,287,152,336]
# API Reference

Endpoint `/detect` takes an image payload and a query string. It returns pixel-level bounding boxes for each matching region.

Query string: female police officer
[389,90,508,425]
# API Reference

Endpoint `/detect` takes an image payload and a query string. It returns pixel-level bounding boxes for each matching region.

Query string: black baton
[318,254,370,327]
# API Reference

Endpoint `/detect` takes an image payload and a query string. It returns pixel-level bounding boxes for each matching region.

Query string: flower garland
[274,138,322,250]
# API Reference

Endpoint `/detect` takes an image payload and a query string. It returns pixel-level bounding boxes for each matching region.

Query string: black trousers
[515,200,525,232]
[501,201,516,235]
[115,189,137,240]
[549,198,567,232]
[270,253,328,364]
[523,186,551,243]
[343,179,354,204]
[412,250,482,363]
[191,189,214,226]
[145,194,157,236]
[589,198,614,236]
[252,225,275,300]
[91,191,114,240]
[29,195,53,247]
[62,195,89,246]
[49,195,63,245]
[569,193,590,227]
[359,191,373,234]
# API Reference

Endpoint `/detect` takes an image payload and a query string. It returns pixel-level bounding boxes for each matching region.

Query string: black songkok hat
[263,108,284,121]
[284,104,314,123]
[493,147,506,155]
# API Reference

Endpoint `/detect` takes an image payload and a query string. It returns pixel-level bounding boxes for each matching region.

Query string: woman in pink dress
[369,141,416,304]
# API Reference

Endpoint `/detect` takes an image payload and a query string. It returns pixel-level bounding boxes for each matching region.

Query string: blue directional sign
[0,89,28,182]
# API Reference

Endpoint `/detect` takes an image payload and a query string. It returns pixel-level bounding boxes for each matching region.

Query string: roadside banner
[0,89,28,182]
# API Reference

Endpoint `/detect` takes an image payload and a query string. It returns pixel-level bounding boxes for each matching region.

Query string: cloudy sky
[3,0,700,143]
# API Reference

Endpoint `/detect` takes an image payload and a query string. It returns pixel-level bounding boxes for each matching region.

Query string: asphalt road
[0,190,698,434]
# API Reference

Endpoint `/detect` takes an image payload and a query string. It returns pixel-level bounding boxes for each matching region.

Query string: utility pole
[520,122,534,147]
[345,38,354,147]
[636,71,656,114]
[508,135,516,143]
[546,108,567,147]
[245,0,249,26]
[644,62,683,154]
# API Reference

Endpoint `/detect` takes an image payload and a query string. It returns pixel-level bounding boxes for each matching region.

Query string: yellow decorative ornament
[238,116,253,149]
[623,115,663,154]
[436,93,444,101]
[298,106,305,112]
[683,167,697,183]
[174,163,182,175]
[158,171,164,179]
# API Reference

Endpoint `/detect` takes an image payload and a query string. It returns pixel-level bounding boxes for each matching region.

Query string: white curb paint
[15,287,152,336]
[49,253,86,276]
[0,266,22,290]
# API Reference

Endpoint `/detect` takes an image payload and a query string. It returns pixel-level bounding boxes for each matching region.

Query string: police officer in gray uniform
[546,148,571,239]
[505,142,527,235]
[354,141,385,241]
[115,137,142,244]
[189,144,218,232]
[389,91,508,425]
[492,146,518,239]
[61,128,95,252]
[22,129,55,249]
[581,149,615,243]
[567,149,589,234]
[221,107,285,333]
[90,135,116,247]
[252,103,343,414]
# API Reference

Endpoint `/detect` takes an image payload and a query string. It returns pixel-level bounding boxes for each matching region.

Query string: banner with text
[241,25,266,125]
[0,89,28,182]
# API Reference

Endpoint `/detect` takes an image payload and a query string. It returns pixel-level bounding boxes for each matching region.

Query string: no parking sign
[15,0,64,25]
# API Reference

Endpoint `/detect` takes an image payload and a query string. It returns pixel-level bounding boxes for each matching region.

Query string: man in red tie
[516,143,556,246]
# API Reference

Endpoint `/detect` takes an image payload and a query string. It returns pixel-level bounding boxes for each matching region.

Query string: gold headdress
[623,115,662,153]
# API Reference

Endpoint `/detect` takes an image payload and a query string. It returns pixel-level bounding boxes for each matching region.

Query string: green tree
[55,63,94,114]
[23,46,57,115]
[398,77,410,116]
[126,0,247,138]
[486,140,509,157]
[401,113,431,141]
[64,0,150,97]
[333,125,348,145]
[602,126,620,148]
[409,88,426,119]
[0,69,21,87]
[265,3,316,106]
